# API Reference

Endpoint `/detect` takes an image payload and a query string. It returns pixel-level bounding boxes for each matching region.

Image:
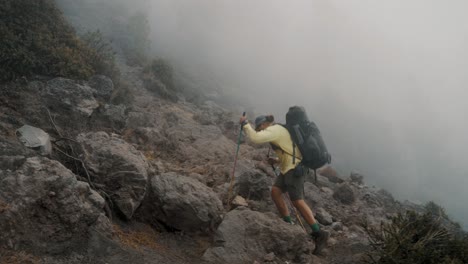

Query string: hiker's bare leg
[271,186,289,217]
[292,199,317,225]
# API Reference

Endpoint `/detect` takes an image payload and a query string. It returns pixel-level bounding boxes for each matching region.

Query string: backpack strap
[292,142,296,165]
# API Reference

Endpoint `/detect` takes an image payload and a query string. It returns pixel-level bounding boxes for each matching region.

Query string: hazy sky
[145,0,468,228]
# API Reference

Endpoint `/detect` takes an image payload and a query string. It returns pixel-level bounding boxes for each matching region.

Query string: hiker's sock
[283,215,292,223]
[311,223,320,233]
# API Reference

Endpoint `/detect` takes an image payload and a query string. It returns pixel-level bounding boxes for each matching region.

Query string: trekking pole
[268,150,307,233]
[226,112,246,209]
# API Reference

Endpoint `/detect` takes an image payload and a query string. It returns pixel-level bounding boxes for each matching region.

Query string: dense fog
[145,0,468,228]
[62,0,468,228]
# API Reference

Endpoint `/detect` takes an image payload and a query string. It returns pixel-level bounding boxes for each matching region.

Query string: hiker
[239,114,329,255]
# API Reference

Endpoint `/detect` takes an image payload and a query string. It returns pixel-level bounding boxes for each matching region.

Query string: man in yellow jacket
[240,114,329,255]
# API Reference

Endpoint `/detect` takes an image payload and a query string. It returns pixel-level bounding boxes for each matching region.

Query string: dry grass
[143,150,157,161]
[0,249,40,264]
[112,224,167,252]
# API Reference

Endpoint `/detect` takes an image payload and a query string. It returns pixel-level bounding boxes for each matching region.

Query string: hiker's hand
[239,116,248,126]
[268,157,279,165]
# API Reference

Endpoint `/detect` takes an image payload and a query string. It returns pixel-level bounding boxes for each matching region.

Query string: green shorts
[273,168,305,201]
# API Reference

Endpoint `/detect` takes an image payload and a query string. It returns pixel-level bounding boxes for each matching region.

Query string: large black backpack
[284,106,331,170]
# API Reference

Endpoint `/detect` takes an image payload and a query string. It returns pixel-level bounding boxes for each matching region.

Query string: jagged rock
[235,167,272,201]
[304,182,324,207]
[0,137,36,157]
[202,209,312,264]
[88,75,114,101]
[350,170,364,185]
[215,160,272,203]
[15,125,51,155]
[333,184,356,205]
[0,156,108,254]
[0,155,27,171]
[90,104,128,132]
[137,172,223,232]
[77,132,149,220]
[43,77,99,117]
[315,207,333,226]
[331,222,344,231]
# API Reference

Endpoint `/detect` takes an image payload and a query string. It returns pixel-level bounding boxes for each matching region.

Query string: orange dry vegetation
[112,224,167,252]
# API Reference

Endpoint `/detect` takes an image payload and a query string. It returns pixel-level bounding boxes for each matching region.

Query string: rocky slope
[1,52,463,264]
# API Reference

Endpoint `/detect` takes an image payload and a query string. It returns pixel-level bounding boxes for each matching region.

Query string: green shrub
[143,59,174,90]
[0,0,119,83]
[141,58,178,101]
[364,211,468,264]
[81,30,120,83]
[110,80,134,106]
[425,201,449,220]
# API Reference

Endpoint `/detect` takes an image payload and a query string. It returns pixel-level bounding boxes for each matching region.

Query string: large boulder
[137,172,223,232]
[88,75,114,102]
[203,208,313,264]
[234,161,272,201]
[43,77,99,117]
[77,132,149,220]
[333,184,356,205]
[315,207,334,226]
[215,160,273,204]
[89,104,128,132]
[0,156,108,254]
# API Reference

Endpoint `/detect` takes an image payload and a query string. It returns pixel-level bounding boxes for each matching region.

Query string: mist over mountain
[2,0,468,262]
[144,0,468,228]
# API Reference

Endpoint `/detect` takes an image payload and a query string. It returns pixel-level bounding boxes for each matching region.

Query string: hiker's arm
[243,124,279,144]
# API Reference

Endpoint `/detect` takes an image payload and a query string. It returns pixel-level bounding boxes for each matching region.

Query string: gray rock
[304,182,323,207]
[315,207,333,226]
[138,172,223,232]
[331,222,344,231]
[203,209,312,264]
[0,155,27,171]
[88,75,114,101]
[77,132,149,219]
[16,125,52,155]
[0,157,108,254]
[90,104,128,132]
[333,184,356,205]
[44,78,99,117]
[235,166,272,201]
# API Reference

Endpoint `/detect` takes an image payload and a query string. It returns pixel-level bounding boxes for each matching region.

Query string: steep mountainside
[1,1,466,264]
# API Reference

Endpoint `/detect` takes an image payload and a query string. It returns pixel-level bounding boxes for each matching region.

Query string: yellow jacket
[243,123,302,174]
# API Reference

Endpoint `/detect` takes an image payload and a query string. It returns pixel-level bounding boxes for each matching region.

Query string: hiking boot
[311,230,330,255]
